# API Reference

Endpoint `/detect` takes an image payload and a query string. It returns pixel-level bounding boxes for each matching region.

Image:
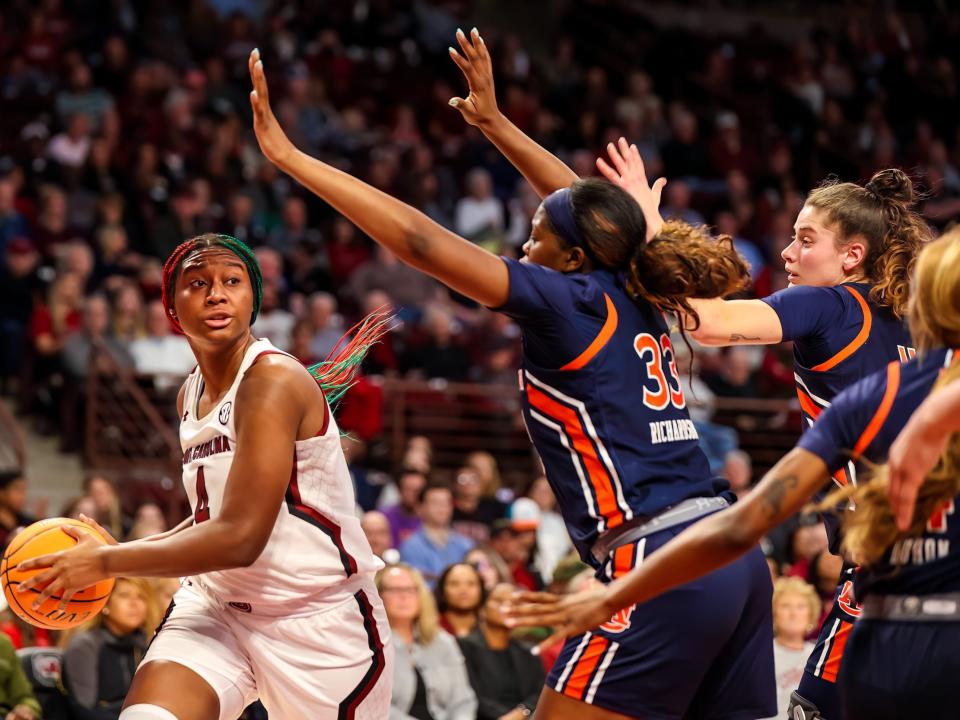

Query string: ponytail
[564,179,750,324]
[816,359,960,565]
[806,168,932,319]
[628,220,750,326]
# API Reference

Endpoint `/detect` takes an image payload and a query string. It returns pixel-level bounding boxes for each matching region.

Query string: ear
[561,246,587,273]
[841,240,866,273]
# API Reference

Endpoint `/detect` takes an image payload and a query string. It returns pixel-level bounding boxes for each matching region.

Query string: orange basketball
[1,518,115,629]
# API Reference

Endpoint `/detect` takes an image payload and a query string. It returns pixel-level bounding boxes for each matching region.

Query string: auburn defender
[244,34,777,720]
[507,229,960,720]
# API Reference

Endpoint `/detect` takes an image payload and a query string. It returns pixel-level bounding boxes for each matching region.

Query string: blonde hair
[375,563,440,644]
[818,230,960,564]
[772,577,821,636]
[805,168,932,319]
[58,577,160,647]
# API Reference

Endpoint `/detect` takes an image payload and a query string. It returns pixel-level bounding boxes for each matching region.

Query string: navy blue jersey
[495,258,727,564]
[799,347,960,597]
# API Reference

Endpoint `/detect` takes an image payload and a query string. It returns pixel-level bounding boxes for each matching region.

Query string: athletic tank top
[179,339,382,606]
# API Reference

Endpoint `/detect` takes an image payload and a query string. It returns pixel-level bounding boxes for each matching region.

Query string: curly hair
[805,168,932,319]
[557,179,750,325]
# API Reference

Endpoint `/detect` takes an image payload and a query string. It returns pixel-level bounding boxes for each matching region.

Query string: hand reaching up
[248,48,295,167]
[448,28,500,127]
[597,138,667,241]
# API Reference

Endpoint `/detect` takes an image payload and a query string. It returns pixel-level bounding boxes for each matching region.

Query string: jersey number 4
[194,466,211,523]
[634,333,686,410]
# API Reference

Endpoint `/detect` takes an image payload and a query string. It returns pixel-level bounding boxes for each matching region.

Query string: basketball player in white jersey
[17,234,393,720]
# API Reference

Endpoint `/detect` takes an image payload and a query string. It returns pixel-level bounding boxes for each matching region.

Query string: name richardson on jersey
[649,418,699,445]
[182,434,231,465]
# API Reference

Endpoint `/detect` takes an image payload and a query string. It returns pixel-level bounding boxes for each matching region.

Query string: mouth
[203,313,233,329]
[785,268,799,283]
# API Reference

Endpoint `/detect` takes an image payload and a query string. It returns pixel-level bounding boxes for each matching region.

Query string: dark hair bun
[866,168,914,205]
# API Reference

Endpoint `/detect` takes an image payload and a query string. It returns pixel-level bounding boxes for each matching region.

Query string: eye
[225,277,241,286]
[190,279,206,288]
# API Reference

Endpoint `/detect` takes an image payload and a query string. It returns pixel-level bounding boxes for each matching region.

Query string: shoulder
[65,630,101,655]
[237,353,322,414]
[763,284,847,310]
[430,630,464,656]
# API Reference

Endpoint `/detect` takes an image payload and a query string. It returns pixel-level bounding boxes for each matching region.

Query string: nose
[205,280,228,304]
[521,239,532,256]
[781,238,798,263]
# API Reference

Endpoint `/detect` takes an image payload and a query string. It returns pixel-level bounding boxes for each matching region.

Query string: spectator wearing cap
[0,470,36,551]
[458,583,545,720]
[523,476,572,583]
[451,467,506,545]
[400,484,474,588]
[0,238,41,391]
[506,498,545,591]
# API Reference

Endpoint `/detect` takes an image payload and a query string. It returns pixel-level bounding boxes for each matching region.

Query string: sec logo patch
[219,402,232,425]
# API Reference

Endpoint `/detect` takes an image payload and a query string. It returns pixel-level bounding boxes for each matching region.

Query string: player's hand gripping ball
[1,518,115,629]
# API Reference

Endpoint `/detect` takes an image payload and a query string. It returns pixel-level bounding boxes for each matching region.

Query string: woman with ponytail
[509,228,960,720]
[445,29,931,718]
[16,231,395,719]
[246,37,774,720]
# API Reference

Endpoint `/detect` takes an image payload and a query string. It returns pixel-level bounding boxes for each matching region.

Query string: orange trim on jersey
[526,385,626,529]
[821,621,853,683]
[811,286,873,372]
[796,388,824,421]
[563,635,610,700]
[852,361,901,459]
[832,466,850,487]
[560,293,618,371]
[612,544,634,579]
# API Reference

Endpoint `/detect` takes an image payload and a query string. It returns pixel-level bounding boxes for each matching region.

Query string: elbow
[225,526,269,568]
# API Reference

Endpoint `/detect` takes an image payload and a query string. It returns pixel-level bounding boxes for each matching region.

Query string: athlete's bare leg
[123,661,220,720]
[534,687,638,720]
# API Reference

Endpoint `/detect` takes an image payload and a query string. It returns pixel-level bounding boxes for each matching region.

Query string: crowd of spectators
[1,0,957,718]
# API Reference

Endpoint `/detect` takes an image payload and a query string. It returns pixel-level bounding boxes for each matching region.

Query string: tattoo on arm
[760,474,800,520]
[730,333,761,342]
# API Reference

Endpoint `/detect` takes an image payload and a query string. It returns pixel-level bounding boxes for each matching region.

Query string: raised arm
[448,28,577,198]
[507,448,829,635]
[248,49,509,309]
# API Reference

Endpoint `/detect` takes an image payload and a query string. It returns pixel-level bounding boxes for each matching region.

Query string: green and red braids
[162,233,392,409]
[161,233,263,333]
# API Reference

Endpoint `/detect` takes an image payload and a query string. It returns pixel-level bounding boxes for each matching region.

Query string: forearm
[913,380,960,437]
[476,113,578,198]
[603,449,824,613]
[102,517,260,578]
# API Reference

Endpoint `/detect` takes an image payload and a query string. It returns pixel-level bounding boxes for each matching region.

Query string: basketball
[1,518,115,629]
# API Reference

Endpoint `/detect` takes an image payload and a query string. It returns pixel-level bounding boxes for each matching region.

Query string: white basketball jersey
[179,338,383,606]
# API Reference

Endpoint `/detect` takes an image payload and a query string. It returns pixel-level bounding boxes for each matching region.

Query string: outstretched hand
[448,28,500,127]
[597,138,666,241]
[887,413,950,532]
[503,586,616,640]
[249,48,296,167]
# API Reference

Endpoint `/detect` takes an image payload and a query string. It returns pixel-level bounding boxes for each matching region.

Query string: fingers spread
[17,554,56,573]
[32,579,62,610]
[606,142,627,174]
[596,157,620,183]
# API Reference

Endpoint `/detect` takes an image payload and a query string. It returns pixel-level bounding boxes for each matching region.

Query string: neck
[190,332,256,399]
[444,609,477,636]
[481,622,511,649]
[776,635,806,651]
[103,617,132,637]
[424,525,447,544]
[393,621,414,645]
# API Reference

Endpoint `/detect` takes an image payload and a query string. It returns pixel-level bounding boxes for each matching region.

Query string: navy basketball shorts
[797,561,861,719]
[839,618,960,720]
[546,516,777,720]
